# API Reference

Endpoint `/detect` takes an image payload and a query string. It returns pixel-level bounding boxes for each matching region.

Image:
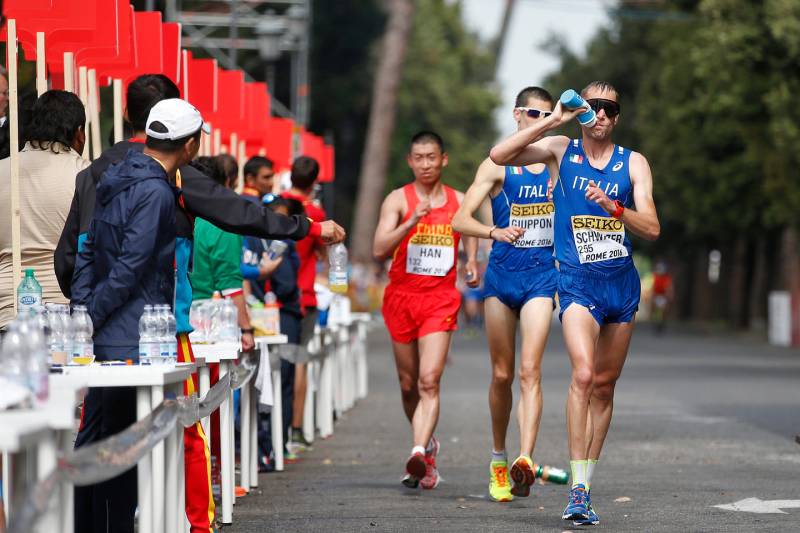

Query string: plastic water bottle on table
[70,305,94,364]
[16,268,42,314]
[138,305,157,365]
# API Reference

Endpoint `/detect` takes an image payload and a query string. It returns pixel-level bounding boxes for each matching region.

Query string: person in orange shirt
[651,261,673,334]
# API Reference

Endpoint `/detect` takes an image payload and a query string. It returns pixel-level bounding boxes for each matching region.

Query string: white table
[1,375,87,533]
[1,411,50,531]
[254,335,288,479]
[55,363,194,533]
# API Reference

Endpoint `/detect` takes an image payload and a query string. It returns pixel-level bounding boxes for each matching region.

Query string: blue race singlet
[554,139,634,274]
[488,165,555,271]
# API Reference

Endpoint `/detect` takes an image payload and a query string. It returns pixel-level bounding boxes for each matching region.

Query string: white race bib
[406,226,455,277]
[571,215,629,264]
[509,202,554,248]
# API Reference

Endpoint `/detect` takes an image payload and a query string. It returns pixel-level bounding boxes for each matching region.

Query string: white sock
[570,460,588,488]
[491,449,507,463]
[412,445,426,456]
[586,459,597,489]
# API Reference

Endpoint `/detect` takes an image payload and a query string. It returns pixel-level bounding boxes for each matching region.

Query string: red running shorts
[382,285,461,344]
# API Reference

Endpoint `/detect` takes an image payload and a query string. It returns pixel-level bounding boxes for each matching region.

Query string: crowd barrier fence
[1,305,374,533]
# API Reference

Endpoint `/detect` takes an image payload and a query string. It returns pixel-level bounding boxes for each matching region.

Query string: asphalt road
[228,320,800,532]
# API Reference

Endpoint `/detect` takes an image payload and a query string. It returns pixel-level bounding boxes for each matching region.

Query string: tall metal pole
[230,0,239,67]
[298,0,311,126]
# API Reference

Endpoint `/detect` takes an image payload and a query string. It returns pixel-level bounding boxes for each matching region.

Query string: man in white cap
[70,98,209,533]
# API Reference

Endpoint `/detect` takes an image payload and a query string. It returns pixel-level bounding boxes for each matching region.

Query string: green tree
[544,0,800,328]
[386,0,500,192]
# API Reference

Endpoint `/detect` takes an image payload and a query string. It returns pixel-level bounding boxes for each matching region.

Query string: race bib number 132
[406,229,455,276]
[571,215,628,264]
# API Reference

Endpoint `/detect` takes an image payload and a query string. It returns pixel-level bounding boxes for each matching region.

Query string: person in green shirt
[190,155,280,351]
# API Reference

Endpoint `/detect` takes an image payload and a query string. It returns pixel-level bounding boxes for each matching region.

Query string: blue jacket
[71,150,179,360]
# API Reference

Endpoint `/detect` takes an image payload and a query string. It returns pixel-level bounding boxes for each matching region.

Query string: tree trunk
[748,236,768,332]
[350,0,415,261]
[493,0,517,74]
[727,237,748,328]
[779,226,800,345]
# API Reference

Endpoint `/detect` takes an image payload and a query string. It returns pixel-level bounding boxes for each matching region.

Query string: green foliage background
[385,0,499,193]
[545,0,800,326]
[545,0,800,246]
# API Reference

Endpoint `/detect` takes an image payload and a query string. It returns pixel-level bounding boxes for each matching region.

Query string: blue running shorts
[558,263,641,324]
[483,261,558,311]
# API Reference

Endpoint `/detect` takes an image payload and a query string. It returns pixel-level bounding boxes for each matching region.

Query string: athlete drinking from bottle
[490,81,660,525]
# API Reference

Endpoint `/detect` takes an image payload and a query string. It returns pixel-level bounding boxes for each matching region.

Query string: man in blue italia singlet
[489,81,661,526]
[453,87,559,503]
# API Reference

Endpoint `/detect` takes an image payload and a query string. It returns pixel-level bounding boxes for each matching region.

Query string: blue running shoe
[562,484,589,520]
[573,490,599,526]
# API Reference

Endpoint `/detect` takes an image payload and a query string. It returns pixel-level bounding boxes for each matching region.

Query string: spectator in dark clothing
[70,98,205,533]
[54,76,316,300]
[255,196,305,469]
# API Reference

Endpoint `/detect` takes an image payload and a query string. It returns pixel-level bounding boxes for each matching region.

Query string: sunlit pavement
[228,319,800,532]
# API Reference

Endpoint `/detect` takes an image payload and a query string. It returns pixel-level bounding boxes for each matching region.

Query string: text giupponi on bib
[571,215,628,264]
[406,222,455,276]
[509,202,554,248]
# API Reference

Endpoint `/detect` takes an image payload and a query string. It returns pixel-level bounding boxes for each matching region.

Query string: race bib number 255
[571,215,628,264]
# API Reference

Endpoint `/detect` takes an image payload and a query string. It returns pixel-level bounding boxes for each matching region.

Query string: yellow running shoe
[510,455,535,497]
[488,460,513,502]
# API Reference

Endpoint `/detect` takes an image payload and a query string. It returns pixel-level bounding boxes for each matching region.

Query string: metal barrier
[2,310,373,533]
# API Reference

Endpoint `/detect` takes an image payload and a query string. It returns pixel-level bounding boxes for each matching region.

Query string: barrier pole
[78,67,90,159]
[88,69,102,160]
[240,373,251,491]
[219,361,233,524]
[113,79,123,143]
[236,140,245,194]
[151,386,166,533]
[63,53,75,93]
[136,387,154,533]
[7,20,21,314]
[213,129,221,156]
[35,32,46,96]
[249,388,258,488]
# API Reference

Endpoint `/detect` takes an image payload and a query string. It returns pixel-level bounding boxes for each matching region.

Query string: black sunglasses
[586,98,620,118]
[516,107,552,119]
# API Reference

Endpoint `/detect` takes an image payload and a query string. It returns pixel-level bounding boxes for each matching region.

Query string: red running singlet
[387,183,462,292]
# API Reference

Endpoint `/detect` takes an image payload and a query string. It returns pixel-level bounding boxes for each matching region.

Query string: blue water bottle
[560,89,596,128]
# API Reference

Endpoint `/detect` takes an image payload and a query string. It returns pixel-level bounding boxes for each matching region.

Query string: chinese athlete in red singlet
[373,131,478,490]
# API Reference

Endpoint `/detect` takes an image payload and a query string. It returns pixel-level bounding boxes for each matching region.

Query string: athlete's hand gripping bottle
[328,243,349,294]
[559,89,597,128]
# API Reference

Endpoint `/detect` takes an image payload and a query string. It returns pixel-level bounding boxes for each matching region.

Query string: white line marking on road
[714,498,800,514]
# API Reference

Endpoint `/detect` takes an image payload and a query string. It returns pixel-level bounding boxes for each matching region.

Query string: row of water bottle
[138,305,178,365]
[189,297,240,344]
[0,310,51,407]
[16,269,94,364]
[46,304,94,364]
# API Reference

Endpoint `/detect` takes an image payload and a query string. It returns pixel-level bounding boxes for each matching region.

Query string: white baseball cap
[145,98,211,140]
